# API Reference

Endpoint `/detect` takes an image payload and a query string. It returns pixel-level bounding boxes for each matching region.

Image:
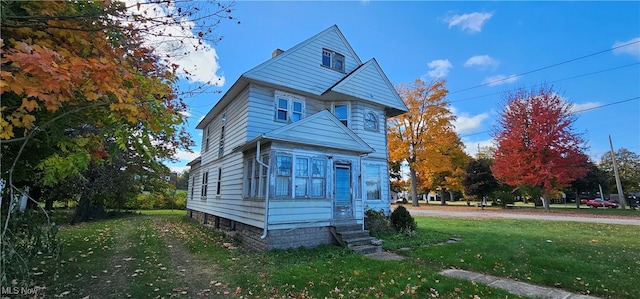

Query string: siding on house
[331,59,406,116]
[244,26,362,96]
[186,25,408,250]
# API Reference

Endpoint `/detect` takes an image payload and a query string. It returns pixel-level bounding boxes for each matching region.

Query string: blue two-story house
[186,25,408,251]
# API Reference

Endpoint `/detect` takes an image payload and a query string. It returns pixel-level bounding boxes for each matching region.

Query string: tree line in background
[388,79,640,209]
[0,0,234,288]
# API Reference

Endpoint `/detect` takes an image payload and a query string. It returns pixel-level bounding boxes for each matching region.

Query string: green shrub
[128,190,187,210]
[364,209,393,234]
[389,205,417,234]
[492,190,515,207]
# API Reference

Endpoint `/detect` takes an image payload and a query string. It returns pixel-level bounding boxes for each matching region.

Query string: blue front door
[334,165,353,219]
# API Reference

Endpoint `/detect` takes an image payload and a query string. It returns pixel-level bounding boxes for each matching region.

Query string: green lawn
[29,212,639,298]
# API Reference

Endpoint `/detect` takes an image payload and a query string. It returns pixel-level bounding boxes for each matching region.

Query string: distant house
[186,25,408,251]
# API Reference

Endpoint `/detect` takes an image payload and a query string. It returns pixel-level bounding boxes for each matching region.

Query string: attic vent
[272,48,284,58]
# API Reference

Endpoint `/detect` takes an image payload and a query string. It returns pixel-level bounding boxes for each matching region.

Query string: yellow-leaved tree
[388,79,466,206]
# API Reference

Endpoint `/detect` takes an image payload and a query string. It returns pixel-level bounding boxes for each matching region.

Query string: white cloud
[445,12,493,33]
[426,59,453,79]
[451,106,489,134]
[124,1,225,85]
[168,165,191,174]
[462,138,495,158]
[571,102,601,114]
[173,149,201,162]
[454,112,489,134]
[482,74,520,86]
[464,55,499,69]
[612,37,640,59]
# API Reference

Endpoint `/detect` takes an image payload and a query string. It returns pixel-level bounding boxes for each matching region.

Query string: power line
[449,40,640,95]
[458,96,640,138]
[449,62,640,104]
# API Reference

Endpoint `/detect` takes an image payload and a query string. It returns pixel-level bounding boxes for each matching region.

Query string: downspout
[257,139,271,239]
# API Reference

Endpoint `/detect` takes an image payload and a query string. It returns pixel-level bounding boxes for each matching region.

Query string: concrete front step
[339,230,372,240]
[345,236,376,248]
[331,225,383,255]
[351,244,382,254]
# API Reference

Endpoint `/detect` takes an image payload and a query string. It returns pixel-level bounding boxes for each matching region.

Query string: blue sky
[167,1,640,173]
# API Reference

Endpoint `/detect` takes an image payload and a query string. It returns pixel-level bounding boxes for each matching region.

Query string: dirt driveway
[402,204,640,226]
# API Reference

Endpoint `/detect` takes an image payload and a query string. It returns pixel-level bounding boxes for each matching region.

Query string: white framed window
[216,168,222,195]
[310,158,326,198]
[204,126,210,152]
[273,154,326,199]
[218,114,226,158]
[295,157,309,197]
[244,154,270,198]
[275,154,292,197]
[332,103,349,127]
[365,165,381,200]
[201,171,209,199]
[246,158,254,197]
[275,91,305,122]
[322,49,345,72]
[364,111,378,131]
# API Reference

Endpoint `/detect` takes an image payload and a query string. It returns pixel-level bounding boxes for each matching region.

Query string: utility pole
[609,135,626,209]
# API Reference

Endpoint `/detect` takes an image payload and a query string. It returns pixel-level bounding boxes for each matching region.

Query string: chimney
[272,48,284,58]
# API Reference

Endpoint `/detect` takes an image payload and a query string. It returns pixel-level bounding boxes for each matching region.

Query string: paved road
[406,208,640,226]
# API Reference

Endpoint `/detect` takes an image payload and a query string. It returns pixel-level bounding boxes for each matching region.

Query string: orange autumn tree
[1,1,233,186]
[388,79,464,206]
[491,85,589,211]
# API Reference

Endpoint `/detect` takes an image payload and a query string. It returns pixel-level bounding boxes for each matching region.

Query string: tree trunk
[409,167,419,207]
[575,191,580,209]
[45,197,54,211]
[441,188,447,205]
[542,194,551,212]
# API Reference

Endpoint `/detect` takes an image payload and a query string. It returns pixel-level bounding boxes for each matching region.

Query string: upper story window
[333,103,349,127]
[204,126,210,152]
[217,114,226,158]
[364,112,378,131]
[322,49,345,72]
[275,91,305,122]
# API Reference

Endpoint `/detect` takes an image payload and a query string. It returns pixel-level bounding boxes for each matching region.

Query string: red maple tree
[491,85,589,210]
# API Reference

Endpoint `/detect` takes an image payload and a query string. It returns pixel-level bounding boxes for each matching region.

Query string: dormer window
[322,49,345,72]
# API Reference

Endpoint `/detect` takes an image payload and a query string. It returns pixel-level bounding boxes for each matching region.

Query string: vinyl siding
[244,28,360,96]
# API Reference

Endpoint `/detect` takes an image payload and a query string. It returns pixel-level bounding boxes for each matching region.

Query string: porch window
[275,155,292,197]
[245,158,254,197]
[244,154,270,198]
[295,157,309,197]
[365,165,381,200]
[310,158,325,197]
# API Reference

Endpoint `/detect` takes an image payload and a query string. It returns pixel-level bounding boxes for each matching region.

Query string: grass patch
[29,211,640,299]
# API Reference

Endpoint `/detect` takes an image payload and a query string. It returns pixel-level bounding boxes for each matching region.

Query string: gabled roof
[328,58,408,117]
[237,110,374,154]
[242,25,362,96]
